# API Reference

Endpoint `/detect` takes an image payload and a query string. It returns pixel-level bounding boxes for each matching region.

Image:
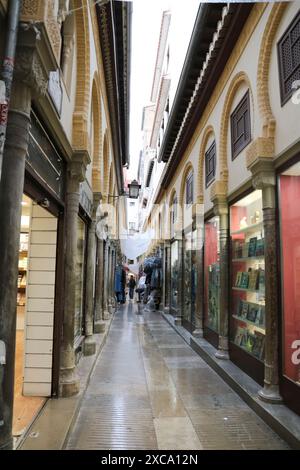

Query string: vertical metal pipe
[0,0,21,175]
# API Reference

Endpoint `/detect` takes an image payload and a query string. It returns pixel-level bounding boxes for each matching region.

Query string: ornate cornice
[68,150,90,188]
[21,0,62,64]
[96,0,131,192]
[210,180,228,204]
[249,158,276,189]
[14,23,49,97]
[155,3,267,205]
[246,136,275,169]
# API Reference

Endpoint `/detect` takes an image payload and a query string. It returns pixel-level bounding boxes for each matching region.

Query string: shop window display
[191,229,197,326]
[204,217,220,333]
[279,162,300,386]
[183,231,197,329]
[230,190,265,361]
[170,241,179,310]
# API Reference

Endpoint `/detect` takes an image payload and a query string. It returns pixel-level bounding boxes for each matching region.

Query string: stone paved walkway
[66,302,289,450]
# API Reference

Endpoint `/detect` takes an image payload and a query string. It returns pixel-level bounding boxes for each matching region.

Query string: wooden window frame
[277,9,300,106]
[205,140,216,188]
[230,90,251,160]
[186,172,194,205]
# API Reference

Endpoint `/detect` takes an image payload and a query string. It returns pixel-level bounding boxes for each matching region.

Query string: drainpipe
[0,0,21,177]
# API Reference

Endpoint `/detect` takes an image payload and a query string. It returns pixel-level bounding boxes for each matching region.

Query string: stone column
[112,250,116,306]
[109,248,116,313]
[251,163,282,403]
[0,28,48,450]
[83,193,101,356]
[102,241,110,320]
[94,237,105,333]
[107,245,113,313]
[213,196,230,360]
[59,153,89,397]
[193,215,205,338]
[174,237,183,326]
[162,241,171,313]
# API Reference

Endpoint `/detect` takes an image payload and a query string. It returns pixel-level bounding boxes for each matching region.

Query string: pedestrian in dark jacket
[128,275,136,300]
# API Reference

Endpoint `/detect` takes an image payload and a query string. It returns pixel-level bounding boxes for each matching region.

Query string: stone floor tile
[154,417,203,450]
[65,303,290,451]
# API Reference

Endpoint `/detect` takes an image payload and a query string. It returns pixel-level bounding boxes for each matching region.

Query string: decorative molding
[156,4,267,203]
[218,71,252,186]
[102,130,110,201]
[68,150,90,192]
[246,136,275,168]
[21,0,62,63]
[89,1,113,148]
[252,170,276,191]
[88,1,122,200]
[210,180,228,204]
[45,0,62,62]
[168,4,231,164]
[257,2,288,139]
[248,157,276,190]
[21,0,44,20]
[72,0,90,152]
[91,74,103,193]
[14,24,49,97]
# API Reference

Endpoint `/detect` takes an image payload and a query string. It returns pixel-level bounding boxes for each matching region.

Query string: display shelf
[232,256,264,262]
[231,221,263,236]
[232,286,265,294]
[230,190,266,367]
[233,341,265,363]
[232,314,265,333]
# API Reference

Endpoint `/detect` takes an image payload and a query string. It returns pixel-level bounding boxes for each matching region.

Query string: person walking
[114,264,126,304]
[128,275,136,301]
[136,275,146,303]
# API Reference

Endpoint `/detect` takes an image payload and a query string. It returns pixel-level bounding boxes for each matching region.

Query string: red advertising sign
[0,103,8,125]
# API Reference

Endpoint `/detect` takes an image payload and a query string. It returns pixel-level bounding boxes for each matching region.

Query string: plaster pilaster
[212,193,229,360]
[94,236,106,333]
[193,217,205,338]
[0,24,49,449]
[83,193,101,356]
[102,241,110,320]
[251,160,282,403]
[59,153,88,396]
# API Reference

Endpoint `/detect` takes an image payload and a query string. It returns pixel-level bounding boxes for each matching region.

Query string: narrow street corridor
[65,304,288,451]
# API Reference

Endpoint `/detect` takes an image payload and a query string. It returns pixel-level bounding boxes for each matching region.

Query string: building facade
[0,0,131,449]
[138,10,171,234]
[144,1,300,417]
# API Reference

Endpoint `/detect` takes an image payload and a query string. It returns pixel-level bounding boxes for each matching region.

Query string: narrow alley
[1,0,300,455]
[65,304,288,450]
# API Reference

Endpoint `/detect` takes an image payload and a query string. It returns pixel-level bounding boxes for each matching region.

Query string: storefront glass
[183,231,192,326]
[191,229,197,327]
[230,190,265,361]
[279,163,300,385]
[170,240,179,310]
[204,216,220,333]
[74,216,86,339]
[182,230,197,328]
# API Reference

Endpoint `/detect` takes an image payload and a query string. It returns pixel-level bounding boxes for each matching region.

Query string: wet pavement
[65,302,289,450]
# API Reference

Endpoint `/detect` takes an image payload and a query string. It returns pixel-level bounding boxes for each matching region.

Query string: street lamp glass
[128,180,140,199]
